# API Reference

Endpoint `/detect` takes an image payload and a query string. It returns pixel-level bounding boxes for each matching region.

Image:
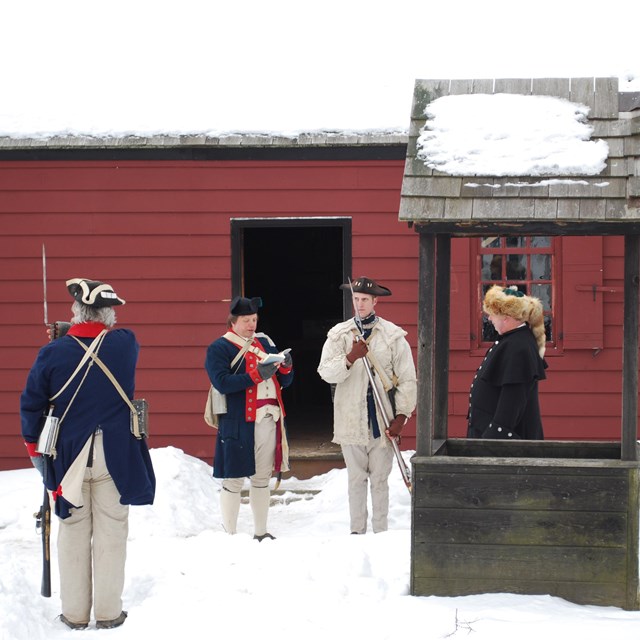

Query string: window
[477,236,555,345]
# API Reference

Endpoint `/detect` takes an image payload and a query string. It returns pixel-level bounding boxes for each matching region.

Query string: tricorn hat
[230,296,262,316]
[66,278,125,307]
[339,276,392,297]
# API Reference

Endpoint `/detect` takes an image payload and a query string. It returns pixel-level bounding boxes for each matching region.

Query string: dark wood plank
[412,542,628,582]
[414,507,627,546]
[413,468,630,511]
[411,220,640,236]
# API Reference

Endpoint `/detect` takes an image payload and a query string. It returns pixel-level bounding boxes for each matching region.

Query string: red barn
[0,138,417,473]
[1,77,639,473]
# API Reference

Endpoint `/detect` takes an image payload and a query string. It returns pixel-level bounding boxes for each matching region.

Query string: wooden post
[622,235,639,462]
[434,235,451,441]
[417,233,436,456]
[417,233,451,456]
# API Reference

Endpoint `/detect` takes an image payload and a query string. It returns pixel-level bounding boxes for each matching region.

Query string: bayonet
[42,244,48,327]
[36,245,53,597]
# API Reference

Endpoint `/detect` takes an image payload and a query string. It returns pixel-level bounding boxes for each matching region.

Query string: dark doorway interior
[235,220,350,444]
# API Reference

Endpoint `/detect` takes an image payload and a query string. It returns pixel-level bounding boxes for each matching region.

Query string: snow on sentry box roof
[399,77,640,225]
[416,93,609,177]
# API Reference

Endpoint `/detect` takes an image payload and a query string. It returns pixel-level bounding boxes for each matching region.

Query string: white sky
[2,446,640,638]
[0,0,638,138]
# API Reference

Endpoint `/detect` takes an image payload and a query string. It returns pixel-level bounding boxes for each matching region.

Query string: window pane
[531,284,552,311]
[531,236,551,248]
[544,315,552,342]
[482,254,503,280]
[477,236,555,350]
[506,255,526,280]
[531,254,551,280]
[481,237,500,249]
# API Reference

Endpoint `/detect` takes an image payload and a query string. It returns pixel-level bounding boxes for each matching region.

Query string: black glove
[282,352,292,368]
[257,361,279,381]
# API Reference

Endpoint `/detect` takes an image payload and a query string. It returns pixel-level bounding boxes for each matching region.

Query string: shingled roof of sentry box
[399,77,640,229]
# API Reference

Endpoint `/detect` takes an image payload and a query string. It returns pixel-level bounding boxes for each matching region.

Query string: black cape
[467,325,547,440]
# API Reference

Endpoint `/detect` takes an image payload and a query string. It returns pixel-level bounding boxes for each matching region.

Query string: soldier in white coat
[318,277,416,534]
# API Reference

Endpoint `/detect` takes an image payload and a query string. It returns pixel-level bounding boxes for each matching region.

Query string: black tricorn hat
[66,278,126,307]
[339,277,392,297]
[230,296,262,316]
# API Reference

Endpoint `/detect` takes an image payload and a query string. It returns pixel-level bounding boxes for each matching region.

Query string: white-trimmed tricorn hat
[66,278,126,307]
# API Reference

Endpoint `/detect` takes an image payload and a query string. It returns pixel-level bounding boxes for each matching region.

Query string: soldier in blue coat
[21,278,155,630]
[205,296,293,541]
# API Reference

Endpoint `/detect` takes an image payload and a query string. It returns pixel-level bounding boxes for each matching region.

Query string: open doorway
[231,218,351,446]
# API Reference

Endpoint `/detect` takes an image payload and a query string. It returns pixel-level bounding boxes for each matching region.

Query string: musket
[34,482,52,597]
[348,278,412,492]
[34,243,52,597]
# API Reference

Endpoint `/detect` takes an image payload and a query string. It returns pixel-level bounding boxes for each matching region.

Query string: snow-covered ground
[2,446,640,639]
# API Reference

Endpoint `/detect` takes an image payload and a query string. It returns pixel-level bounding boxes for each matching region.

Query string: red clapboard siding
[0,158,416,471]
[1,158,637,471]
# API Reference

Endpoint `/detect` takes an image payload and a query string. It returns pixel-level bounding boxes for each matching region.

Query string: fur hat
[483,285,546,357]
[230,296,262,316]
[339,277,392,297]
[66,278,125,307]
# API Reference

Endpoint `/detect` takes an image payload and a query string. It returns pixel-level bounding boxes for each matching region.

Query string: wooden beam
[417,234,452,455]
[412,221,640,237]
[434,236,451,440]
[622,235,640,461]
[417,234,436,456]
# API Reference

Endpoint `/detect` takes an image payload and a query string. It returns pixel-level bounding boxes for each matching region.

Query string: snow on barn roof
[0,1,638,149]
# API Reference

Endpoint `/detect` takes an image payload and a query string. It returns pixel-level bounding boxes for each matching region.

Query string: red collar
[67,322,108,338]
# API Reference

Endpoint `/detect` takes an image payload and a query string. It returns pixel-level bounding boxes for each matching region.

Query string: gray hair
[71,301,117,328]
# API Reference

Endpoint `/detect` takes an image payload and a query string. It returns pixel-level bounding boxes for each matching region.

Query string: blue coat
[205,333,293,478]
[20,327,156,518]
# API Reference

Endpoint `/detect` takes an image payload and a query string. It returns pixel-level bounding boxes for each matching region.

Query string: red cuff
[25,441,40,457]
[278,364,292,374]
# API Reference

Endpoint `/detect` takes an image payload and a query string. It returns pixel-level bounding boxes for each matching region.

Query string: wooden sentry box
[399,76,640,610]
[411,440,640,609]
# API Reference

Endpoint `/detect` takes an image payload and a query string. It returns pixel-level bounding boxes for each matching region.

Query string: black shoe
[96,611,128,630]
[253,532,276,542]
[59,614,88,630]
